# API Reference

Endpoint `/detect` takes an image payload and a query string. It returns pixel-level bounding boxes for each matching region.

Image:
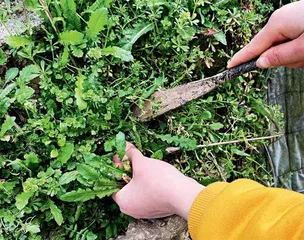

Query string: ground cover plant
[0,0,282,239]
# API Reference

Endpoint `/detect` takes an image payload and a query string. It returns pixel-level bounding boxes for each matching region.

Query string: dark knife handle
[227,59,258,80]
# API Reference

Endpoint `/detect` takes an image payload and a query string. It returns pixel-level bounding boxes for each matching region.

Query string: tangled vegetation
[0,0,282,239]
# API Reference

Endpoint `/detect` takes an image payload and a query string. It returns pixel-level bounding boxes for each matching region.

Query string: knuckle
[119,203,128,215]
[268,47,283,66]
[245,43,259,58]
[270,9,282,22]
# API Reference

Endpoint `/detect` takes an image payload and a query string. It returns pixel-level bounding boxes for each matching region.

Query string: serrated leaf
[77,164,100,181]
[61,46,70,67]
[116,132,126,160]
[120,23,154,51]
[60,189,97,202]
[209,123,224,130]
[214,31,227,45]
[59,31,84,45]
[15,191,34,210]
[49,200,64,226]
[104,138,115,152]
[59,171,78,185]
[75,74,87,110]
[5,68,19,84]
[0,49,7,65]
[71,47,84,58]
[86,8,108,40]
[101,47,133,62]
[19,65,40,82]
[5,36,34,48]
[24,152,39,169]
[94,178,118,190]
[157,134,197,150]
[96,188,119,199]
[15,86,35,103]
[60,0,81,30]
[0,117,15,138]
[57,143,74,164]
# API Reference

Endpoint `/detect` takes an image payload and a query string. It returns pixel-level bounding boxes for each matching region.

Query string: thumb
[257,37,304,69]
[125,142,144,165]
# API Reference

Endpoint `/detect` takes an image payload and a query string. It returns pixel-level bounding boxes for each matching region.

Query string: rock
[114,215,189,240]
[0,3,42,46]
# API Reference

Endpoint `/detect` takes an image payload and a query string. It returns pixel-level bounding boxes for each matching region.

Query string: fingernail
[227,62,232,68]
[126,142,134,152]
[257,57,271,69]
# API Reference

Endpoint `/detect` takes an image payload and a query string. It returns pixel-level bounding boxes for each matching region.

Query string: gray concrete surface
[0,3,42,45]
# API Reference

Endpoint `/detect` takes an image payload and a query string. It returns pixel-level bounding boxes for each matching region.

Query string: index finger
[227,18,288,68]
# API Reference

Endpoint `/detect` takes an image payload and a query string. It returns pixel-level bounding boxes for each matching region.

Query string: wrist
[168,176,205,220]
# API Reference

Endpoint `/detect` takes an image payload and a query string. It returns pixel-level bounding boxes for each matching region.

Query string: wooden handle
[227,59,258,80]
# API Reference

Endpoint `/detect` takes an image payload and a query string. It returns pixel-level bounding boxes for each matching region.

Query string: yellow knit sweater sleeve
[188,179,304,240]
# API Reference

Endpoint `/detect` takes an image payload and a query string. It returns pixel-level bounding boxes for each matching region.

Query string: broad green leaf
[101,47,134,62]
[49,200,64,226]
[24,0,40,10]
[104,138,115,152]
[87,47,102,60]
[0,49,7,65]
[177,26,196,41]
[61,188,119,202]
[96,188,119,199]
[25,223,40,233]
[94,178,118,190]
[209,123,224,130]
[59,30,84,45]
[151,150,163,160]
[19,65,40,82]
[86,8,108,40]
[59,171,78,185]
[57,143,74,164]
[120,23,154,51]
[75,74,87,110]
[214,31,227,45]
[0,117,15,138]
[201,111,212,120]
[88,0,113,11]
[215,0,230,7]
[77,164,100,181]
[60,189,97,202]
[5,68,19,84]
[60,0,81,30]
[51,149,59,158]
[15,191,34,210]
[157,134,197,150]
[24,153,39,169]
[15,86,35,103]
[61,46,70,67]
[233,149,250,157]
[115,132,126,160]
[71,46,84,58]
[5,36,34,48]
[86,232,98,240]
[0,83,16,99]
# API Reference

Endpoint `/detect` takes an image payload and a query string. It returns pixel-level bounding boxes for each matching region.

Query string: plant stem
[0,19,12,36]
[166,134,283,154]
[38,0,59,35]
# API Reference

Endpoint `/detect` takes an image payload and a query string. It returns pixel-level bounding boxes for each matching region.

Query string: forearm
[188,179,304,240]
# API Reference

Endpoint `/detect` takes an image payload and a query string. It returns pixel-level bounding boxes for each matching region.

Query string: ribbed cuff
[188,182,229,239]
